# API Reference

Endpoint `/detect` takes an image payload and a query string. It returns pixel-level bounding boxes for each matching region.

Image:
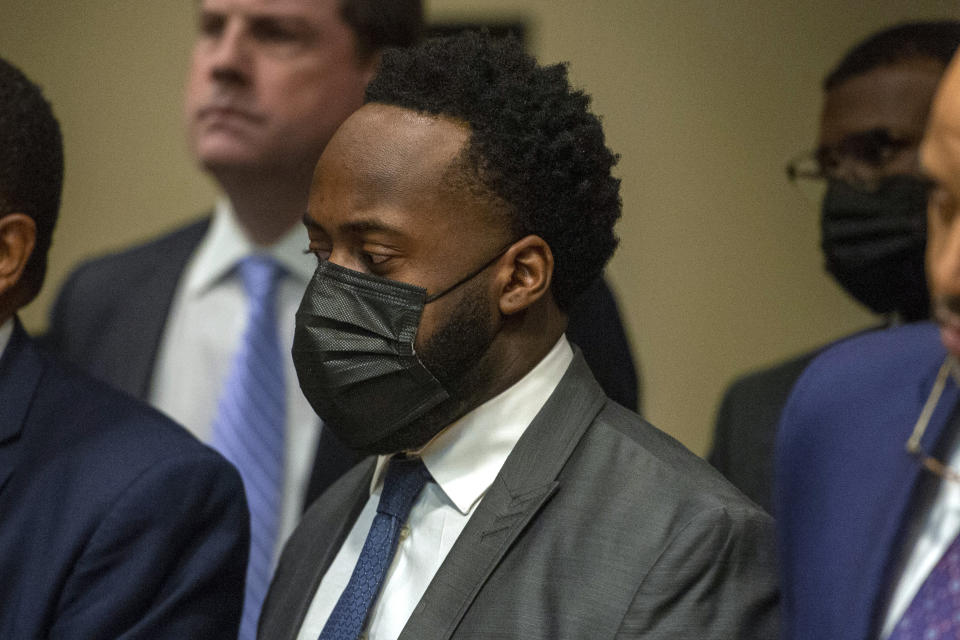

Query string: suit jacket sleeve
[48,450,250,639]
[615,504,779,639]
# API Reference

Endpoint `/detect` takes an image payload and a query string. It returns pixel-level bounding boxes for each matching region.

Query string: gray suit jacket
[259,353,779,639]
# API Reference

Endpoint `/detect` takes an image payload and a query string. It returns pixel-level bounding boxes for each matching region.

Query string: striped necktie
[210,255,286,640]
[318,456,430,640]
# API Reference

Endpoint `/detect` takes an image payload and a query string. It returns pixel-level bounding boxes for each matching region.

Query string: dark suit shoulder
[54,217,209,297]
[26,339,236,484]
[707,348,820,511]
[565,277,640,411]
[0,333,248,638]
[44,217,210,393]
[795,322,940,393]
[776,322,942,482]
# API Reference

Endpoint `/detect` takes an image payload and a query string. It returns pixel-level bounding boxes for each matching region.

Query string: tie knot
[237,255,283,299]
[377,456,430,520]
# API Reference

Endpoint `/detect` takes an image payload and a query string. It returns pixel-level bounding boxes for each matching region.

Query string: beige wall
[3,1,957,455]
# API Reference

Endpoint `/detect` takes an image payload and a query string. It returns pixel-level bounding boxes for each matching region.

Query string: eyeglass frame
[785,127,922,193]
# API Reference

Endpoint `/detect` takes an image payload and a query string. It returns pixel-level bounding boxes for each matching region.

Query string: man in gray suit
[260,32,778,639]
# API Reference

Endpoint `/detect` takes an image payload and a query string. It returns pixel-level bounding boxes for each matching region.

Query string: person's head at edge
[815,21,960,322]
[0,58,63,326]
[299,32,621,455]
[920,50,960,358]
[183,0,422,245]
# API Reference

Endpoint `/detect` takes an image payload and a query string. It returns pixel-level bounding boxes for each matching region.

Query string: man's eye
[199,13,225,37]
[251,20,303,43]
[362,252,391,266]
[303,247,331,262]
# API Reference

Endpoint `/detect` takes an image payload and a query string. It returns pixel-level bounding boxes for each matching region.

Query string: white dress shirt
[0,318,13,359]
[296,336,574,640]
[150,199,320,557]
[880,431,960,638]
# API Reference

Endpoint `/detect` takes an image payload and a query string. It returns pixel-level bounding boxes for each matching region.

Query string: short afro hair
[0,57,63,303]
[825,21,960,90]
[365,31,621,312]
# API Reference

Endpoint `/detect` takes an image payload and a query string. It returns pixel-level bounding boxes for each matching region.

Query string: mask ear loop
[906,355,960,483]
[424,241,515,304]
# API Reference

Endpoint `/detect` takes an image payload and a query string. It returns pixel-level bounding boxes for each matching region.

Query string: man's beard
[357,280,499,456]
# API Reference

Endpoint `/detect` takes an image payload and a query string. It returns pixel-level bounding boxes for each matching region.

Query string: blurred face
[818,57,943,188]
[303,104,514,450]
[184,0,376,180]
[921,55,960,357]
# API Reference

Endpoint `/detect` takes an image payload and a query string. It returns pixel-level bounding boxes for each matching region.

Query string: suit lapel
[399,351,607,639]
[0,322,45,494]
[262,460,376,640]
[854,353,960,639]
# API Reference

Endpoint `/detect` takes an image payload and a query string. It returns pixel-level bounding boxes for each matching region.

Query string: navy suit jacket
[775,322,956,640]
[0,321,249,638]
[44,217,640,503]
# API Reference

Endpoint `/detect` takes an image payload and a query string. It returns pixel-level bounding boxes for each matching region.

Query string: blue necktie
[318,456,431,640]
[210,255,286,640]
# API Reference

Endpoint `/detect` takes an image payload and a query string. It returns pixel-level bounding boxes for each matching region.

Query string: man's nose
[209,20,251,86]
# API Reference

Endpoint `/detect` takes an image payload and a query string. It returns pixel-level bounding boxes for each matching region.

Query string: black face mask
[292,248,507,452]
[821,176,930,321]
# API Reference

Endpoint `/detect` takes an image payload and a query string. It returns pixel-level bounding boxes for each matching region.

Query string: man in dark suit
[259,32,778,639]
[710,21,960,513]
[0,56,248,638]
[776,51,960,638]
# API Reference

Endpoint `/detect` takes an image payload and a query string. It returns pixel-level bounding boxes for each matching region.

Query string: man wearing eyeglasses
[775,43,960,640]
[709,21,960,514]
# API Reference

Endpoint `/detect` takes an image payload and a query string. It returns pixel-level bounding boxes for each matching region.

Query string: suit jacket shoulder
[708,347,820,511]
[262,352,779,639]
[44,217,209,397]
[565,277,640,412]
[709,324,887,512]
[0,324,249,639]
[775,322,949,640]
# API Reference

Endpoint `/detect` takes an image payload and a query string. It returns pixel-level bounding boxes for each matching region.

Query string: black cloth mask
[821,175,930,321]
[292,249,508,451]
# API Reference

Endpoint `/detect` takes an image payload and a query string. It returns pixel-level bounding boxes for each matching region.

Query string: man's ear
[497,235,553,315]
[0,213,36,299]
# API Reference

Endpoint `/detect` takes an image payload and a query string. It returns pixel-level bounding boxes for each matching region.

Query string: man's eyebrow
[302,212,323,231]
[301,213,405,237]
[340,219,404,236]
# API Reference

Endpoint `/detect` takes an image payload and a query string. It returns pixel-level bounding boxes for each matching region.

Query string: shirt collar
[183,198,316,295]
[371,335,574,515]
[0,317,13,359]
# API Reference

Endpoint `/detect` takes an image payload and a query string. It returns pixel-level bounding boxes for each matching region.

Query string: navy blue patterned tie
[318,456,430,640]
[210,255,286,640]
[889,531,960,639]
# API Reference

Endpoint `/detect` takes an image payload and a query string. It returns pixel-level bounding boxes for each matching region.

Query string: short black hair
[825,21,960,90]
[0,57,63,303]
[339,0,423,61]
[365,32,621,312]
